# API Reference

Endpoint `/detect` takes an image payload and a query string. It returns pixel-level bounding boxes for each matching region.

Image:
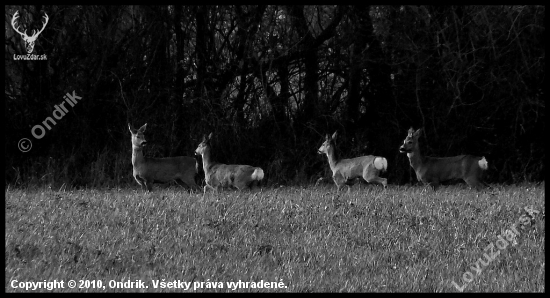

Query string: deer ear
[332,131,338,140]
[208,132,213,140]
[408,127,415,136]
[138,123,147,132]
[414,128,423,137]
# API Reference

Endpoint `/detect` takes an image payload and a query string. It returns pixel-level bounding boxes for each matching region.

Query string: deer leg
[134,176,147,192]
[332,174,345,193]
[334,181,343,194]
[343,178,355,194]
[346,185,352,194]
[175,178,190,190]
[427,181,439,191]
[247,180,261,192]
[177,178,200,193]
[184,172,201,192]
[363,167,388,189]
[204,184,218,193]
[234,179,250,191]
[465,177,486,191]
[201,184,216,199]
[481,181,493,191]
[366,177,388,189]
[143,180,153,192]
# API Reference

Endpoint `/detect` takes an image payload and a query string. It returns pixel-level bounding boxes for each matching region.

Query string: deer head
[128,123,148,148]
[11,11,49,54]
[195,133,213,156]
[399,127,421,154]
[318,131,337,155]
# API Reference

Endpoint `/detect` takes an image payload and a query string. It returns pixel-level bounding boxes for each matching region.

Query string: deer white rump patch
[374,157,388,172]
[478,156,488,170]
[251,168,264,181]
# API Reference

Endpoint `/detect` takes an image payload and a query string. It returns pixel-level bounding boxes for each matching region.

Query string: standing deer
[195,133,264,193]
[318,132,388,193]
[399,127,489,190]
[129,123,199,192]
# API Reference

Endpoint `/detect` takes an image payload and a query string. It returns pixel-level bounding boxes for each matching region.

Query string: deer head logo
[11,11,49,54]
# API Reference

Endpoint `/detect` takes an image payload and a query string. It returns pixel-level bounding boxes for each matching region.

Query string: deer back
[333,155,377,179]
[206,163,259,189]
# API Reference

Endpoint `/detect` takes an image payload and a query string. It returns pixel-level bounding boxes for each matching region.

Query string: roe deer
[129,123,199,192]
[399,127,489,191]
[318,131,388,193]
[195,133,264,193]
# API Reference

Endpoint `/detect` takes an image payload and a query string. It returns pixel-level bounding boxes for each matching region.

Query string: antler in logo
[11,11,49,54]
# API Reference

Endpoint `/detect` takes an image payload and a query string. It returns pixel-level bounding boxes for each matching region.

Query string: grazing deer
[318,132,388,193]
[195,133,264,193]
[399,127,489,190]
[128,123,199,192]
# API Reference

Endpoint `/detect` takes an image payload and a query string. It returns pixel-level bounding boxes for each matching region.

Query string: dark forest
[5,5,545,188]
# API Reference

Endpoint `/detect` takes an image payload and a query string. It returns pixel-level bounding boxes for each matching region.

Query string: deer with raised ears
[399,127,489,191]
[318,131,388,193]
[195,133,264,193]
[129,123,200,192]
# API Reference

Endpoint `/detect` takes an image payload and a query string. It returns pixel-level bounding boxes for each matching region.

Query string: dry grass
[5,183,545,292]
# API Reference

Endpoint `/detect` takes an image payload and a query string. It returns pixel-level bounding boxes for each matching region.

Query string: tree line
[5,5,545,187]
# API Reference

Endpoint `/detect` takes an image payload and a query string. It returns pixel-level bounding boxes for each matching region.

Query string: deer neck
[325,148,339,172]
[407,143,424,171]
[131,144,145,167]
[200,147,214,173]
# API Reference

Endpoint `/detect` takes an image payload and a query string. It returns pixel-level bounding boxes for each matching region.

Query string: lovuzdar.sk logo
[11,10,49,60]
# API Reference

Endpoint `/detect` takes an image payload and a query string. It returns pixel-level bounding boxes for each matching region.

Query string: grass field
[5,183,545,292]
